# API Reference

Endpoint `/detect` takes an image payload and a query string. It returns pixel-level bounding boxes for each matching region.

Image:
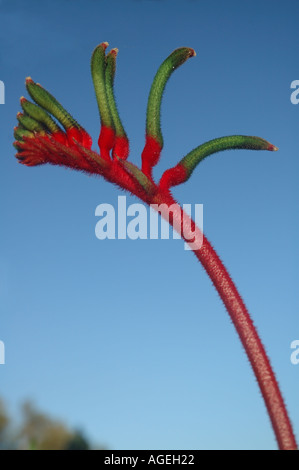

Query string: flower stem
[154,190,297,450]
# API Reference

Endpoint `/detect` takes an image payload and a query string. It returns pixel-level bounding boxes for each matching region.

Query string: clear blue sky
[1,0,298,450]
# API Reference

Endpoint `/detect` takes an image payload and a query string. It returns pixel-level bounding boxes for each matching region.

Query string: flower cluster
[14,42,277,203]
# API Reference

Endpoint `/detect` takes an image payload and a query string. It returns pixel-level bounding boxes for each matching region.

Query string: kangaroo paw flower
[26,78,92,148]
[105,48,129,160]
[15,80,95,170]
[159,135,278,189]
[91,42,115,161]
[141,47,196,179]
[13,41,297,451]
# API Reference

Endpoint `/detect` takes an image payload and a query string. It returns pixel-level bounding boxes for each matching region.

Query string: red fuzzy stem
[153,191,297,451]
[98,125,115,161]
[141,135,162,180]
[52,130,67,145]
[159,163,189,190]
[112,135,129,160]
[66,127,93,149]
[80,129,93,149]
[198,236,297,450]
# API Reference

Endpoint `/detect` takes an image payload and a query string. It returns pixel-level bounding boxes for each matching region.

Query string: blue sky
[0,0,298,450]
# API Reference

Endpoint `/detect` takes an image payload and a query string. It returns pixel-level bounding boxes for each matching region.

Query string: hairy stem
[153,190,297,450]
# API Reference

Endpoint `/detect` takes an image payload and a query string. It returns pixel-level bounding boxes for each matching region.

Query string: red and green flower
[13,42,297,451]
